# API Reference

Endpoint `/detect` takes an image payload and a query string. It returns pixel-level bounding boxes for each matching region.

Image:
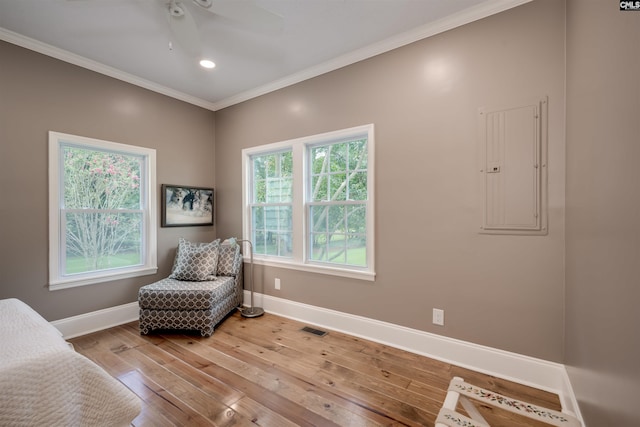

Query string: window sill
[49,266,158,291]
[250,258,375,282]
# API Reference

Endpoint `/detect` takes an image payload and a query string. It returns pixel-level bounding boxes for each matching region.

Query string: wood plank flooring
[69,311,562,426]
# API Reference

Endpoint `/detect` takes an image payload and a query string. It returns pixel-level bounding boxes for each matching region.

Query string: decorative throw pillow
[217,241,241,276]
[169,238,220,281]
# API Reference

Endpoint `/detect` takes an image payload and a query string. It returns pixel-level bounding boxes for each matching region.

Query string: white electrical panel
[478,97,548,235]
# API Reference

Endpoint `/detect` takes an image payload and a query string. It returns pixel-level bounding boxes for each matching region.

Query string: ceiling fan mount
[167,1,185,18]
[192,0,213,9]
[168,0,213,16]
[164,0,283,58]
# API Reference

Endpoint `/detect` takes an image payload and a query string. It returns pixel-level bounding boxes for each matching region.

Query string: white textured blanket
[0,298,141,426]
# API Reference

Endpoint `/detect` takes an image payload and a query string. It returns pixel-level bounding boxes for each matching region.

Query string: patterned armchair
[138,238,244,337]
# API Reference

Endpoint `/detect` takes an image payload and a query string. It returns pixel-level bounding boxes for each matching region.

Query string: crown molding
[0,27,218,111]
[210,0,532,110]
[1,0,531,112]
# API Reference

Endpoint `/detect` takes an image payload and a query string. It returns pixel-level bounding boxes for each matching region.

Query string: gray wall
[0,41,216,321]
[4,2,639,423]
[565,1,640,426]
[215,0,566,362]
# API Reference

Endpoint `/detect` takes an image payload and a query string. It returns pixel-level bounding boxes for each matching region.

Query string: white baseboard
[243,290,583,424]
[48,294,582,425]
[50,301,139,339]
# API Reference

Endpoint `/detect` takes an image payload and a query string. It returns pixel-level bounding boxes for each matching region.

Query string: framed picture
[161,184,214,227]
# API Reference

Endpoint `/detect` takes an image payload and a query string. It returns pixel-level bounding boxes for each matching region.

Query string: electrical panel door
[478,98,547,235]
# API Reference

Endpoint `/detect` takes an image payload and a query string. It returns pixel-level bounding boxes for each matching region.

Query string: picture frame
[161,184,214,227]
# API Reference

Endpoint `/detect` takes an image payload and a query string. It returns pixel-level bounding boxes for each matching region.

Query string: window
[308,139,368,266]
[242,124,375,281]
[48,131,157,290]
[251,150,293,257]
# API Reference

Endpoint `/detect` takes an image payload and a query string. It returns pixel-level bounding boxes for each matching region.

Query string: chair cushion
[138,276,235,310]
[169,238,220,281]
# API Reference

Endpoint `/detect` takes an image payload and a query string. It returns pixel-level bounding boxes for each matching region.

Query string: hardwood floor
[70,311,562,426]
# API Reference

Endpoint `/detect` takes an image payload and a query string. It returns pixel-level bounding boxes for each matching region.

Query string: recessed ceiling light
[199,59,216,69]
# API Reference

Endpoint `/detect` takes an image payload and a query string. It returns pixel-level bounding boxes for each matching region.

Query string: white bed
[0,298,141,426]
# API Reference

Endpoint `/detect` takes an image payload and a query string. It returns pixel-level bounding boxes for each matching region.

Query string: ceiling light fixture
[199,59,216,69]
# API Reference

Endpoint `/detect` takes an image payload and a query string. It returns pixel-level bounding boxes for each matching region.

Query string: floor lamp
[237,239,264,318]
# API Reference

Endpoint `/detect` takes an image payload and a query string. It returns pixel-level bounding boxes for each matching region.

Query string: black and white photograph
[161,184,213,227]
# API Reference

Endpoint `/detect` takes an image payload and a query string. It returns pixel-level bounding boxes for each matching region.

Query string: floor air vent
[301,326,328,337]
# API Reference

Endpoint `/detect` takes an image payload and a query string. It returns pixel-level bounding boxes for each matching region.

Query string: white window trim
[48,131,158,290]
[242,124,375,281]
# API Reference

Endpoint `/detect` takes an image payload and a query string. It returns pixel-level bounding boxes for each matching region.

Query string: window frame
[242,124,375,281]
[48,131,158,290]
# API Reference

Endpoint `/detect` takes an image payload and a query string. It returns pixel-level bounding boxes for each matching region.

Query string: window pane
[265,154,277,178]
[348,172,368,200]
[328,233,346,264]
[264,206,278,233]
[279,206,292,228]
[330,143,347,172]
[347,204,366,234]
[306,136,370,268]
[254,230,266,254]
[276,231,292,257]
[349,139,368,170]
[327,205,345,232]
[64,211,142,275]
[281,151,293,177]
[308,204,367,267]
[253,151,293,203]
[253,205,292,257]
[264,233,278,255]
[253,156,267,180]
[254,180,266,203]
[258,151,292,179]
[310,233,328,262]
[311,175,327,202]
[265,179,279,202]
[250,150,293,258]
[311,205,328,232]
[311,146,328,174]
[252,206,265,229]
[276,177,293,202]
[330,173,347,201]
[346,234,366,266]
[262,230,292,256]
[63,146,142,210]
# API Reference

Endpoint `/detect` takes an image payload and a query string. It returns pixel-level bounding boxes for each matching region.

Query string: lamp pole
[237,239,264,318]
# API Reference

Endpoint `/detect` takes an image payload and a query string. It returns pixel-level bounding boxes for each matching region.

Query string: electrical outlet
[275,278,281,290]
[433,308,444,326]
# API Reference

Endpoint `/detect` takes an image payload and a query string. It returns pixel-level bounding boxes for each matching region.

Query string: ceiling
[0,0,528,111]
